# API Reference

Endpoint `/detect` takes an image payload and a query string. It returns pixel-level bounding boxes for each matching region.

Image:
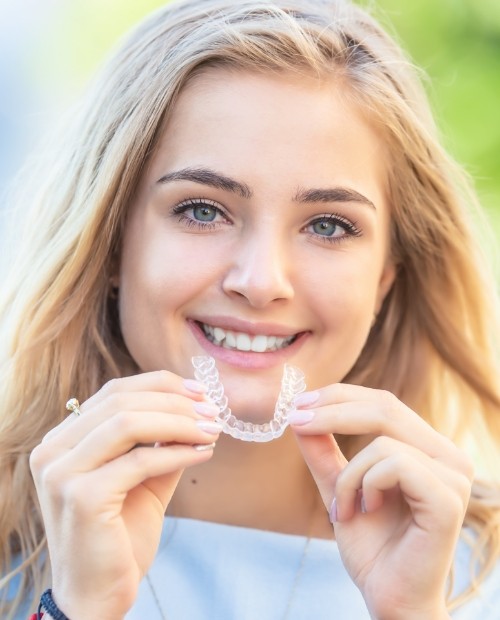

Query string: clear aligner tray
[192,355,306,442]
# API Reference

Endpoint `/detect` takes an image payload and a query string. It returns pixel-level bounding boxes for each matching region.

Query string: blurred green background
[25,0,500,248]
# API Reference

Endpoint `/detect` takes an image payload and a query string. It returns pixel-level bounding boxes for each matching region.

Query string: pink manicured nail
[293,390,320,408]
[194,442,216,452]
[287,409,315,425]
[361,496,367,514]
[183,379,208,394]
[329,497,338,524]
[193,402,220,418]
[196,420,223,435]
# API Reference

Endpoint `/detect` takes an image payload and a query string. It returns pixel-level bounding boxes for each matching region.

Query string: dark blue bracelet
[39,589,71,620]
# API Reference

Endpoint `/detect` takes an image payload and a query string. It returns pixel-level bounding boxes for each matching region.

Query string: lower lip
[188,320,308,370]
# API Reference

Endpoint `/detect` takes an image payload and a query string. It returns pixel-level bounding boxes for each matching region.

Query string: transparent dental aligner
[192,355,306,442]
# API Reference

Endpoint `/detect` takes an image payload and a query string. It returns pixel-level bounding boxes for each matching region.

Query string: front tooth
[213,327,225,343]
[236,332,252,351]
[225,331,237,348]
[251,334,268,353]
[267,336,276,348]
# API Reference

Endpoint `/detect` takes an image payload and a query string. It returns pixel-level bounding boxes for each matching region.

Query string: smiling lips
[199,322,298,353]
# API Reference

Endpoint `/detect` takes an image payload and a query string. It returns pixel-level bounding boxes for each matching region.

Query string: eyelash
[172,198,228,231]
[171,198,362,243]
[306,213,362,244]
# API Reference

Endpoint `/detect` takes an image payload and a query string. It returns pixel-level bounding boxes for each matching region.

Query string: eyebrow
[293,187,376,210]
[157,166,375,209]
[157,167,252,200]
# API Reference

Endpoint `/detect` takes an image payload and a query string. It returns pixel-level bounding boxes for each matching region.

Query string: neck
[171,429,333,539]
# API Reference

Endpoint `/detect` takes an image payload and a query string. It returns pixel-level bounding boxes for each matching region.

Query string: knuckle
[441,491,465,521]
[334,468,348,495]
[377,389,400,420]
[459,453,475,482]
[100,377,123,397]
[455,472,473,504]
[157,369,175,385]
[111,410,137,437]
[370,435,395,456]
[40,462,67,494]
[29,444,46,474]
[104,390,129,412]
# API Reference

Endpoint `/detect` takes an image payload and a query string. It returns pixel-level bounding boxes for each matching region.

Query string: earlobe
[109,273,120,299]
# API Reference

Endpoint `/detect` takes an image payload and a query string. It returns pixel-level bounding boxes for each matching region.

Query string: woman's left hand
[289,384,474,620]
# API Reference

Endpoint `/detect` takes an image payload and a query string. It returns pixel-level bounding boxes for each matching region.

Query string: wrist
[372,607,450,620]
[38,589,125,620]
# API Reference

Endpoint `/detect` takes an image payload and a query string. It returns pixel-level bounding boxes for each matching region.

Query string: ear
[109,254,121,289]
[375,259,396,314]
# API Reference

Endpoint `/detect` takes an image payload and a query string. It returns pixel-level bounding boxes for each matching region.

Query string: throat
[169,431,334,540]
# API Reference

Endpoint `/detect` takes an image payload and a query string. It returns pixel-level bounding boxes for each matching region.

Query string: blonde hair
[1,0,499,616]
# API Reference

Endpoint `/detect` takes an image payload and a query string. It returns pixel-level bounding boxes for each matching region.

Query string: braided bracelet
[35,589,70,620]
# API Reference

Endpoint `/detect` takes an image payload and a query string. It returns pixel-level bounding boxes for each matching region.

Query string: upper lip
[190,316,305,337]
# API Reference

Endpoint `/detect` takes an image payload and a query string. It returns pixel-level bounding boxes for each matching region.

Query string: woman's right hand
[30,371,221,620]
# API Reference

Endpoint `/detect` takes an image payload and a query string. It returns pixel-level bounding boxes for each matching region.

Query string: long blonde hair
[1,0,499,616]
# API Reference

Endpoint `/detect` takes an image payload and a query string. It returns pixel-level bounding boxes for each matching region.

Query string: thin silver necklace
[145,532,312,620]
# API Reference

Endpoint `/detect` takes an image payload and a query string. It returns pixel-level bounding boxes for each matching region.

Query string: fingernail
[196,420,223,435]
[193,402,220,418]
[194,442,216,452]
[287,409,315,425]
[361,496,367,514]
[293,390,320,408]
[329,497,338,524]
[183,379,208,394]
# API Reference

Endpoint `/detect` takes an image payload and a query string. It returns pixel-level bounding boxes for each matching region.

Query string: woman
[1,0,499,618]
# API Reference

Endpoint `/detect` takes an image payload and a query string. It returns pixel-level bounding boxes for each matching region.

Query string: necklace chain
[145,532,312,620]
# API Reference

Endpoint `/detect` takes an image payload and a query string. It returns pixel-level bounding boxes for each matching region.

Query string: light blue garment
[9,517,500,619]
[125,517,500,620]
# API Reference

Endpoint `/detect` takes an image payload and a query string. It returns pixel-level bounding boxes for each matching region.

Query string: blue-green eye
[172,198,228,230]
[192,204,217,222]
[307,214,362,243]
[312,219,340,236]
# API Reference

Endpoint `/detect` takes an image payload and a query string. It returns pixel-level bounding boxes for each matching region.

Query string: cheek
[302,251,383,319]
[119,231,226,321]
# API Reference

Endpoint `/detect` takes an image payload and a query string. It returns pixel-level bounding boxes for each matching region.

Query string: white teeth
[200,323,295,352]
[213,327,225,343]
[251,334,268,353]
[225,331,236,348]
[236,333,251,351]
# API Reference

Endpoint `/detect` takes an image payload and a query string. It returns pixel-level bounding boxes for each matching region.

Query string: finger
[334,436,470,524]
[359,454,466,535]
[45,370,209,441]
[43,391,220,450]
[43,443,214,518]
[88,371,208,409]
[53,412,222,472]
[293,432,347,512]
[289,385,472,477]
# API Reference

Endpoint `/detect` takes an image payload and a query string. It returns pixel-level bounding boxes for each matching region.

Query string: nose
[222,228,294,308]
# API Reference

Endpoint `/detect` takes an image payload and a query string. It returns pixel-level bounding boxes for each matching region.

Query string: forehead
[145,68,388,204]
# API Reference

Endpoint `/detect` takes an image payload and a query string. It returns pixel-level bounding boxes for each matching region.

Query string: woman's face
[118,70,395,421]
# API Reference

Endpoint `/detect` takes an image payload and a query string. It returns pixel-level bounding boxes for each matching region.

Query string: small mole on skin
[191,479,198,484]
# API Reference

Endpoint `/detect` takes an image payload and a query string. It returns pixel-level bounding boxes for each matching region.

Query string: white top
[124,517,500,620]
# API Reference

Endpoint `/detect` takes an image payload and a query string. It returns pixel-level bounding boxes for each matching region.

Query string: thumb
[293,432,347,510]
